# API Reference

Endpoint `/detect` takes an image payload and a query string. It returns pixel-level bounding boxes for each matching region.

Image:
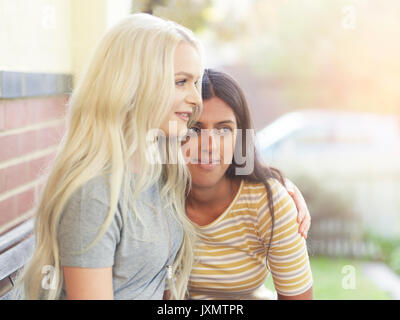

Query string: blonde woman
[13,13,203,300]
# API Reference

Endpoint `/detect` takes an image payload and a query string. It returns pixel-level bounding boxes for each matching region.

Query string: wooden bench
[0,218,35,300]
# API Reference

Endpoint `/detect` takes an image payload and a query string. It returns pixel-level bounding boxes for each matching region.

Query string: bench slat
[0,236,34,281]
[0,218,34,253]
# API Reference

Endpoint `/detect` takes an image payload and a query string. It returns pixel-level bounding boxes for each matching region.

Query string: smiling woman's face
[183,96,238,188]
[159,42,202,137]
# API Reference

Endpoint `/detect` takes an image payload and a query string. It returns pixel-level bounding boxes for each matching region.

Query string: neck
[187,176,239,210]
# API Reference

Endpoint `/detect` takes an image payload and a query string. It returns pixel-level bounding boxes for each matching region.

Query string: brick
[0,196,18,226]
[0,153,56,195]
[0,188,35,230]
[0,126,62,162]
[18,130,38,155]
[0,154,51,184]
[29,153,56,180]
[0,101,5,131]
[0,134,19,162]
[31,97,67,123]
[36,124,65,149]
[0,132,32,162]
[16,188,35,216]
[3,96,68,130]
[3,99,28,130]
[0,168,4,195]
[0,162,30,193]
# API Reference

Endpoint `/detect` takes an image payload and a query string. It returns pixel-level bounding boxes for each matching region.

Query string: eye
[215,127,232,135]
[176,79,186,86]
[188,127,201,135]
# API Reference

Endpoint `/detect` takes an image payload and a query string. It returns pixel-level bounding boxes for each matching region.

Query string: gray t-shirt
[56,174,183,300]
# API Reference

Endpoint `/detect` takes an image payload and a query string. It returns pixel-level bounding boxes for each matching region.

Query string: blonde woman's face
[160,42,202,137]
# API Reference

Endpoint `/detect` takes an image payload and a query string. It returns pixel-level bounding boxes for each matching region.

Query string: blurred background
[0,0,399,299]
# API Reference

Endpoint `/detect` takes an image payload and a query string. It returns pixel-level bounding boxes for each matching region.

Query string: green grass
[264,256,393,300]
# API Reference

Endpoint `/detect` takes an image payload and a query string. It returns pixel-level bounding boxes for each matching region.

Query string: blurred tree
[186,0,400,115]
[131,0,166,14]
[129,1,400,114]
[242,0,400,114]
[131,0,212,33]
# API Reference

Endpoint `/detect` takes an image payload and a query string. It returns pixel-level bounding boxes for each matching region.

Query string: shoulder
[240,179,268,201]
[265,177,296,217]
[241,178,289,206]
[64,174,131,209]
[241,177,286,195]
[59,175,123,234]
[57,175,123,268]
[251,177,297,224]
[77,175,112,205]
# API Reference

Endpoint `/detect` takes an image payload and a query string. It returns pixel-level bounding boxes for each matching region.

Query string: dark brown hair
[201,68,287,261]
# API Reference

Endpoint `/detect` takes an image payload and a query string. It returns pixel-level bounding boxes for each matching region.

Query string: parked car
[256,109,400,238]
[257,109,400,176]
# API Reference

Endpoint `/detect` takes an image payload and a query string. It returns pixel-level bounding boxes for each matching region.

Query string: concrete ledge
[0,71,73,99]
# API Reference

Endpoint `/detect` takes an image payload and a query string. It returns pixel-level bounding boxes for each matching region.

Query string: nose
[200,129,219,159]
[186,84,201,110]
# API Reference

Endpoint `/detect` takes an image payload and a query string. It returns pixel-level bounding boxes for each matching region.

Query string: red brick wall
[0,96,68,235]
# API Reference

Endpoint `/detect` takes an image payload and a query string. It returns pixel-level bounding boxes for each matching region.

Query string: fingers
[285,179,311,239]
[286,186,300,215]
[298,212,311,239]
[287,188,295,196]
[299,221,307,238]
[285,179,295,195]
[298,213,305,236]
[297,206,305,224]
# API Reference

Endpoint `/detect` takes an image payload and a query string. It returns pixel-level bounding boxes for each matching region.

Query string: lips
[175,112,191,122]
[191,158,221,170]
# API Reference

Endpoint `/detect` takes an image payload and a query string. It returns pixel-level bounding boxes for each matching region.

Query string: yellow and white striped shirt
[188,178,313,300]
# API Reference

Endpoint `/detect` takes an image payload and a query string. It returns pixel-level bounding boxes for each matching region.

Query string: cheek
[220,135,236,163]
[181,137,199,160]
[172,87,185,109]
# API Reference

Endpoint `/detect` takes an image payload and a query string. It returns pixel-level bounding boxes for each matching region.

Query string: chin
[191,171,224,188]
[192,179,218,189]
[160,119,189,138]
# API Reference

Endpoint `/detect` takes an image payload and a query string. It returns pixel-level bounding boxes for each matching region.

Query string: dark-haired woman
[183,69,313,300]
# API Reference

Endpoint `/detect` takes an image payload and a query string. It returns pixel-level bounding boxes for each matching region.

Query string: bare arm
[63,266,114,300]
[278,287,313,300]
[285,178,311,239]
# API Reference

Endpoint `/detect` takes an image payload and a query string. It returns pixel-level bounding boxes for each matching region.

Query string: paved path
[362,262,400,300]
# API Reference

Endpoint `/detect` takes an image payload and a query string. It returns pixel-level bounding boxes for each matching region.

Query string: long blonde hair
[14,13,203,300]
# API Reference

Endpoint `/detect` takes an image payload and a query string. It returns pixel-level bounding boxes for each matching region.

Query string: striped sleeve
[257,178,313,296]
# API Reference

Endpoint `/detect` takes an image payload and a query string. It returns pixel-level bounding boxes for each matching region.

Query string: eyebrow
[193,120,236,126]
[174,71,199,79]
